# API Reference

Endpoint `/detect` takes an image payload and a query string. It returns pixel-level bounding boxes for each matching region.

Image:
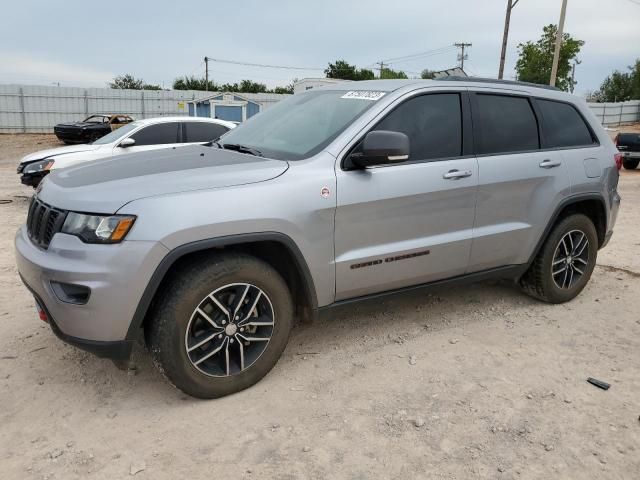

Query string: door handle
[539,159,562,169]
[443,169,472,180]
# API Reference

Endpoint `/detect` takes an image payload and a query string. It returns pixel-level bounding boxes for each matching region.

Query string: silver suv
[15,78,621,398]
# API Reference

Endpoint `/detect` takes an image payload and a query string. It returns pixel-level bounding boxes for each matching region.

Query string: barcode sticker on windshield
[341,91,386,101]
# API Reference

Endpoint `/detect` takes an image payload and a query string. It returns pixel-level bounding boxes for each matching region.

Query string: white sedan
[18,116,236,187]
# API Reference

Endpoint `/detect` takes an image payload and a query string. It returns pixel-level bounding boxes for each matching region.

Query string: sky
[1,0,638,96]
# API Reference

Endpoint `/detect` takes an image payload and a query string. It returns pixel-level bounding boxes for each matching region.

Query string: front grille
[26,197,67,249]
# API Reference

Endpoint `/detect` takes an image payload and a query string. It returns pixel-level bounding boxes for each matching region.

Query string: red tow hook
[36,303,49,323]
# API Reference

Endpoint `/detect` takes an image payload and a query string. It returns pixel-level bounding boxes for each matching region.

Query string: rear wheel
[520,214,598,303]
[148,253,293,399]
[623,158,639,170]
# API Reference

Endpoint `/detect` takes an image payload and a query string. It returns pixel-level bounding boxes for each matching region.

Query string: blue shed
[188,92,263,123]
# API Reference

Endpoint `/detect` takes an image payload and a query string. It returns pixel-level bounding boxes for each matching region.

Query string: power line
[623,0,640,5]
[206,57,324,71]
[379,46,457,64]
[454,43,472,69]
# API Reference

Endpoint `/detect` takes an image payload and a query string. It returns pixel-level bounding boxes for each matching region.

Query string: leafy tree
[172,76,217,91]
[515,24,584,92]
[324,60,375,81]
[421,69,437,79]
[380,67,408,79]
[270,83,294,94]
[243,79,267,93]
[109,74,160,90]
[593,59,640,102]
[173,75,293,94]
[631,59,640,99]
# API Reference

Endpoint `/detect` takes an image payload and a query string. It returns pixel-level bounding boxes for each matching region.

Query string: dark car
[615,132,640,169]
[53,114,134,144]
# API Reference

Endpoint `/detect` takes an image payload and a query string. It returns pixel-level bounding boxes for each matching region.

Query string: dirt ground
[0,130,639,480]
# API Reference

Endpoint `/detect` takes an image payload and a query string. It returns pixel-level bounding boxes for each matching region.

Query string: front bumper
[54,128,91,144]
[20,171,48,188]
[15,225,169,358]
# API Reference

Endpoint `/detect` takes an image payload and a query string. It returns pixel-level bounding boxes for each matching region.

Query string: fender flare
[125,232,318,341]
[526,192,607,266]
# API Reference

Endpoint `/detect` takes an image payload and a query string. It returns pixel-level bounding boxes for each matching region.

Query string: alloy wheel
[184,283,275,377]
[551,229,589,290]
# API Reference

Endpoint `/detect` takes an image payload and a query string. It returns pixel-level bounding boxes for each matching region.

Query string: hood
[20,144,101,164]
[38,145,289,213]
[56,122,104,128]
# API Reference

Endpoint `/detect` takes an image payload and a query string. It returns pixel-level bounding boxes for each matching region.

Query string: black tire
[623,159,639,170]
[520,214,598,303]
[89,133,101,143]
[148,253,293,399]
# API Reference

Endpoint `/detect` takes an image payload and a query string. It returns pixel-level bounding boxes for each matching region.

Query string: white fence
[0,84,287,133]
[1,83,639,133]
[587,100,640,127]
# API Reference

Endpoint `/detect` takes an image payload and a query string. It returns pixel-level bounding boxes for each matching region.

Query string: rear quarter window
[474,94,540,155]
[537,99,595,148]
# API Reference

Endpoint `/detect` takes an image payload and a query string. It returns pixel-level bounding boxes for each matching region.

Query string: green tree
[237,79,268,93]
[324,60,375,81]
[109,74,161,90]
[172,76,217,91]
[270,83,294,94]
[420,69,437,79]
[515,24,584,92]
[380,67,408,79]
[594,59,640,102]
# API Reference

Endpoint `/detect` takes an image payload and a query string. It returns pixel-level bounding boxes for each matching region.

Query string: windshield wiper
[220,143,264,157]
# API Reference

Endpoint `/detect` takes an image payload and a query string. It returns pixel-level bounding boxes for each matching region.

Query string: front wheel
[148,253,293,399]
[520,214,598,303]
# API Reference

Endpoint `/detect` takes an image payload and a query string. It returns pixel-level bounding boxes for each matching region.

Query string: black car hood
[38,145,289,213]
[55,122,106,129]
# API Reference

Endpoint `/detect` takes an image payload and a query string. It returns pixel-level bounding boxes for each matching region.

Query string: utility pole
[550,0,568,87]
[454,43,472,70]
[204,56,209,91]
[377,61,386,78]
[498,0,520,79]
[570,62,576,93]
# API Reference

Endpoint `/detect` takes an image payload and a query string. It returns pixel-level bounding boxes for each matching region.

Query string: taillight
[614,153,623,171]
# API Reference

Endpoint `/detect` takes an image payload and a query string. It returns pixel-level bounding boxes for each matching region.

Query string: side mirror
[119,138,135,148]
[351,130,410,168]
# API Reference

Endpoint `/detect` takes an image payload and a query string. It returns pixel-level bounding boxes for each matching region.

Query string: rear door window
[373,93,463,161]
[474,94,539,155]
[184,122,229,143]
[130,122,181,146]
[537,99,595,148]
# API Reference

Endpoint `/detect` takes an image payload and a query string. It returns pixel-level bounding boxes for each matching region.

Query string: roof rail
[440,76,561,91]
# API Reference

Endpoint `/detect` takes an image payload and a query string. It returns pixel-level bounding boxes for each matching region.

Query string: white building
[293,78,351,94]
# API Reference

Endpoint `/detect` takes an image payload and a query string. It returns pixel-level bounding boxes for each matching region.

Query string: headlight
[23,159,54,174]
[61,213,136,244]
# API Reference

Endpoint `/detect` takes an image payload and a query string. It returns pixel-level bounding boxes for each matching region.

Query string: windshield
[219,90,384,160]
[84,115,108,123]
[92,121,141,145]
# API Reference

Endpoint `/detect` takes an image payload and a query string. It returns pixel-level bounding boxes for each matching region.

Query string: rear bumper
[620,151,640,159]
[15,225,169,355]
